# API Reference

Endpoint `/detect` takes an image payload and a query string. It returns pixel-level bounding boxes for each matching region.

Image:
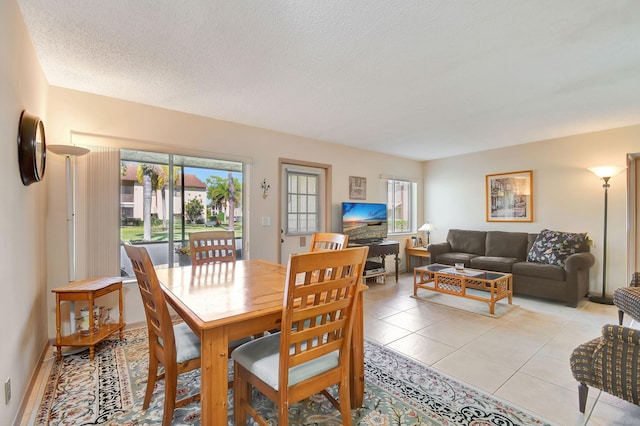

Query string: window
[286,171,319,235]
[119,149,244,275]
[387,178,416,234]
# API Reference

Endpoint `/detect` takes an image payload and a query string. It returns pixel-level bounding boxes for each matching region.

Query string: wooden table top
[52,276,123,293]
[154,259,287,330]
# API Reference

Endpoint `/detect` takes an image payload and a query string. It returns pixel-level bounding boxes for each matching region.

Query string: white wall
[0,1,49,424]
[424,125,640,297]
[44,87,424,334]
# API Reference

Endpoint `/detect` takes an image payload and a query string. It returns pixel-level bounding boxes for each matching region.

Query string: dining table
[154,259,366,425]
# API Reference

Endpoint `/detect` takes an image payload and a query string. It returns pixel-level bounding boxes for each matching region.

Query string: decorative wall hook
[261,178,270,199]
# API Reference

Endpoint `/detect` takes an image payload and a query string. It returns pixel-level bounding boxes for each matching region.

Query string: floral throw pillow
[527,229,588,267]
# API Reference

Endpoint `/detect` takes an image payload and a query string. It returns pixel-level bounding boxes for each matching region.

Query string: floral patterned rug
[35,327,553,425]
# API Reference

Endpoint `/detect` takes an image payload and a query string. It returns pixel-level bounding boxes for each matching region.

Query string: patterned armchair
[613,272,640,325]
[570,324,640,413]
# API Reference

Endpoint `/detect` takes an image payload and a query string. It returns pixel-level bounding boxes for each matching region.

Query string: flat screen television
[341,202,388,244]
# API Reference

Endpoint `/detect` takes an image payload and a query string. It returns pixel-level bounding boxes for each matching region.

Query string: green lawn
[121,222,242,243]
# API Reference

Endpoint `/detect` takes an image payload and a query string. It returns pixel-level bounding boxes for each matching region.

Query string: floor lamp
[48,144,90,334]
[588,165,625,305]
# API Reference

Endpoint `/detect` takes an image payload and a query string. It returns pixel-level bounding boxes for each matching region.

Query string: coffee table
[413,263,512,314]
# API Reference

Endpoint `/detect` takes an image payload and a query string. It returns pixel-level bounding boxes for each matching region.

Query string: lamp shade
[418,223,431,232]
[588,166,625,179]
[48,144,90,157]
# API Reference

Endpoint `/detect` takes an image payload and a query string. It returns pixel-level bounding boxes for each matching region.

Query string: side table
[52,276,125,361]
[405,238,430,271]
[350,240,400,282]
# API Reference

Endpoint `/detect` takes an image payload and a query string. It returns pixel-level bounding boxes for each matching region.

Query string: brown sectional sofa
[427,229,595,307]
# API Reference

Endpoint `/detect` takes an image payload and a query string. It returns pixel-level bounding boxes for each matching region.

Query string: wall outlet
[4,378,10,404]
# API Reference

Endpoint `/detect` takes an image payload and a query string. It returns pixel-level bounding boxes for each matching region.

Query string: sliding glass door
[119,150,244,275]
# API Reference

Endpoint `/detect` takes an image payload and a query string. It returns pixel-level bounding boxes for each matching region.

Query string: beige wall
[0,1,49,424]
[424,126,640,296]
[44,86,425,333]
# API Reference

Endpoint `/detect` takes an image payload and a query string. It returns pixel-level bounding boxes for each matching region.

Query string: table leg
[200,327,228,425]
[55,294,62,361]
[394,253,399,281]
[118,287,124,340]
[350,290,365,407]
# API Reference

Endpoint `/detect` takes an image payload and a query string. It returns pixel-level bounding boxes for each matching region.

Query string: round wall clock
[18,110,46,186]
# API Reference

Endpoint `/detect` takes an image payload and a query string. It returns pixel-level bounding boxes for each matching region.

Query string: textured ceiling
[17,0,640,160]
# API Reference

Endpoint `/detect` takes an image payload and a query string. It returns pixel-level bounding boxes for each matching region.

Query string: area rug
[412,288,517,318]
[35,326,551,425]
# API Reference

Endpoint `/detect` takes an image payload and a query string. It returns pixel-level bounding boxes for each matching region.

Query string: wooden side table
[52,277,125,361]
[406,238,430,271]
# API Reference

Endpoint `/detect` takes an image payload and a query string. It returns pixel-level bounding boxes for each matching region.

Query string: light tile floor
[364,272,640,426]
[19,272,640,425]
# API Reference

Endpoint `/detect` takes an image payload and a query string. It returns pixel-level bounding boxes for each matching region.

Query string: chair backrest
[279,246,368,386]
[309,232,349,252]
[124,244,177,363]
[189,231,236,266]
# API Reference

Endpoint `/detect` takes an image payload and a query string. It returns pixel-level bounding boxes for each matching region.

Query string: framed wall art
[349,176,366,200]
[486,170,533,222]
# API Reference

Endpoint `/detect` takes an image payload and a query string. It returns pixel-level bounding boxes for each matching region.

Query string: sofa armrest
[564,252,595,273]
[426,242,451,264]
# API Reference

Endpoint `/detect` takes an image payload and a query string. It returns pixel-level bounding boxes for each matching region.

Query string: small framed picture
[349,176,366,200]
[486,170,533,222]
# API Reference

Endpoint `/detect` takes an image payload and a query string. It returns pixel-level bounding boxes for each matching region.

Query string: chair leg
[578,383,589,413]
[277,393,289,426]
[338,380,353,426]
[143,355,158,409]
[163,364,178,426]
[618,309,624,326]
[234,363,250,426]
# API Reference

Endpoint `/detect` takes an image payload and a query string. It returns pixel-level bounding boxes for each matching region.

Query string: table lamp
[418,223,432,245]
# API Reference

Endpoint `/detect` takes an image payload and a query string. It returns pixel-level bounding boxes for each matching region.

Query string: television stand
[349,240,399,283]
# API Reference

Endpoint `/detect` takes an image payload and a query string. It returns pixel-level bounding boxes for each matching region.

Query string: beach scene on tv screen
[342,203,388,241]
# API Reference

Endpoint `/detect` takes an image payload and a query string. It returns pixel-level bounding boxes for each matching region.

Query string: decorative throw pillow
[527,229,588,267]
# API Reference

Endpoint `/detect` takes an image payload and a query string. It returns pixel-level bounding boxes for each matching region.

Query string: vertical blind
[81,146,121,277]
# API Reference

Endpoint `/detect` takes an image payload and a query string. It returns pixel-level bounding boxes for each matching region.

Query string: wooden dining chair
[231,246,369,426]
[124,244,202,426]
[125,244,251,425]
[189,230,236,266]
[309,232,349,252]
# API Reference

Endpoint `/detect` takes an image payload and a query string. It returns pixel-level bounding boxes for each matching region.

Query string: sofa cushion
[485,231,529,260]
[513,261,565,281]
[526,229,588,267]
[447,229,487,255]
[435,252,479,267]
[470,256,518,273]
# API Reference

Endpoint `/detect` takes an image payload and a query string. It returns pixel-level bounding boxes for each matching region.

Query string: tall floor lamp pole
[588,166,625,305]
[48,144,90,334]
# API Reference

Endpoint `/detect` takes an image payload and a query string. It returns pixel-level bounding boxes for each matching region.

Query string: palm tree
[136,164,160,240]
[206,174,242,229]
[158,166,178,230]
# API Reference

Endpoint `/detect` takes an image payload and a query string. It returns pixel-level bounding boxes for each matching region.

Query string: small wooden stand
[52,277,125,361]
[405,238,430,271]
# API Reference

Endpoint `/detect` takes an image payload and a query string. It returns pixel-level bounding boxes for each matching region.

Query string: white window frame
[386,178,417,234]
[285,169,320,235]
